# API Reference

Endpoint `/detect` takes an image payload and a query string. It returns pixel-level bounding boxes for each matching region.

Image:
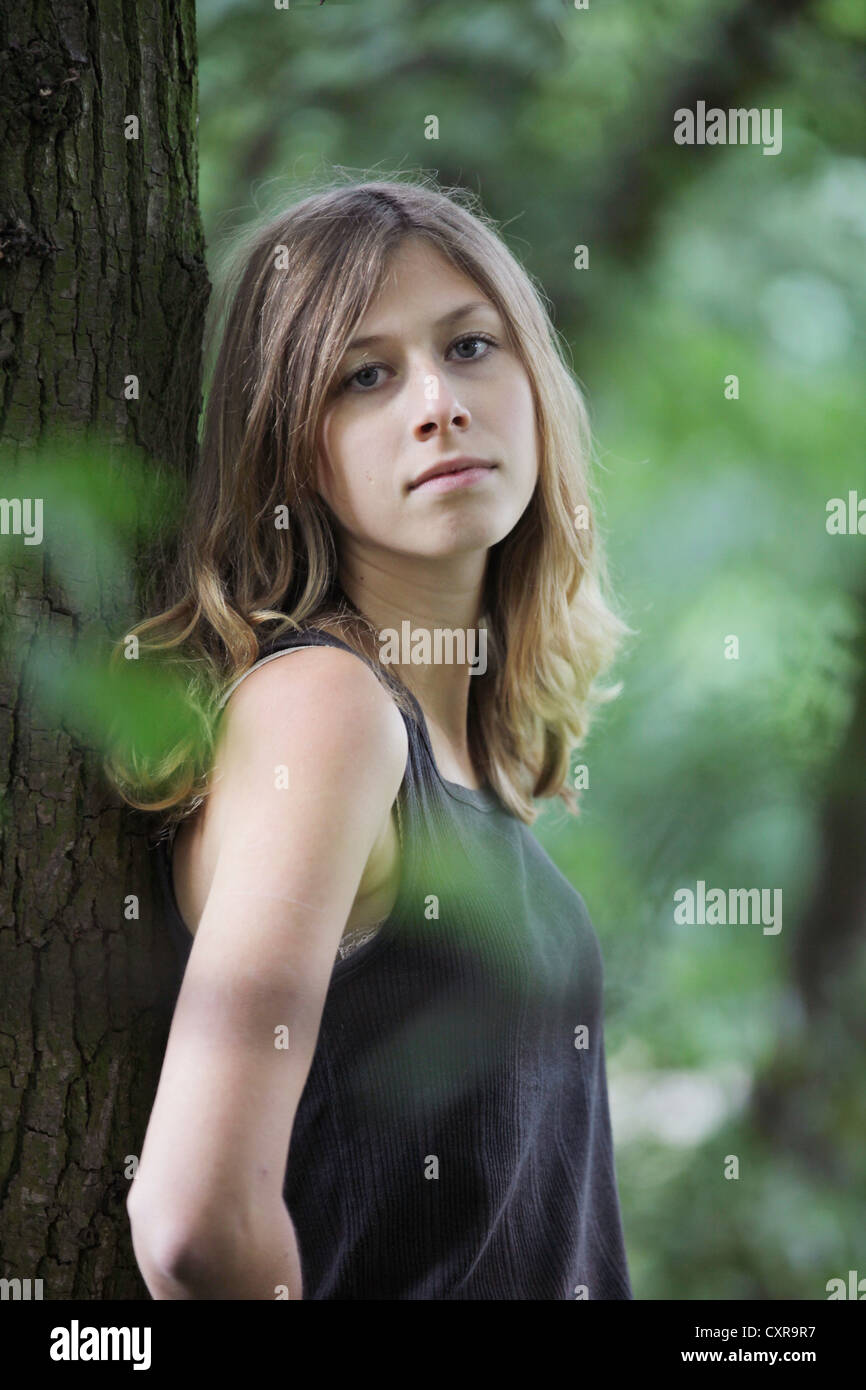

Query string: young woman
[107,176,635,1300]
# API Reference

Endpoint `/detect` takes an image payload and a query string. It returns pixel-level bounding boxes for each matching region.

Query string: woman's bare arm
[126,645,408,1299]
[131,1198,303,1300]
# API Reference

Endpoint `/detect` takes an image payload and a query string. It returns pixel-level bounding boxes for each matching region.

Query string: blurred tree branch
[582,0,818,264]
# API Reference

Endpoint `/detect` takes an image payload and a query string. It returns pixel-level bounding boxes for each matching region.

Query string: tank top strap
[248,626,503,830]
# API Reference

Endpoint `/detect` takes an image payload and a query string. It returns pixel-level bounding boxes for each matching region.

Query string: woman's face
[315,236,539,562]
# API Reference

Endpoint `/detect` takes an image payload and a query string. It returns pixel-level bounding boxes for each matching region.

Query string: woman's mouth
[410,464,497,494]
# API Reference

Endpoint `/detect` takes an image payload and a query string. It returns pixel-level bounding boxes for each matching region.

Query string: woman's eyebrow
[345,301,500,353]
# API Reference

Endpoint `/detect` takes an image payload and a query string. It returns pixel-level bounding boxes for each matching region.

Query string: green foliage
[0,436,204,786]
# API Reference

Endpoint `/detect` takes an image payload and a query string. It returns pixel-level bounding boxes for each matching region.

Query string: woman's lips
[410,465,496,494]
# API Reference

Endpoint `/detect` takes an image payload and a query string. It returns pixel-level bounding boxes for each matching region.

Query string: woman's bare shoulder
[172,642,408,938]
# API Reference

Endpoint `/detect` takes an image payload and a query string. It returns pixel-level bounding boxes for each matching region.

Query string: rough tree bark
[0,0,208,1297]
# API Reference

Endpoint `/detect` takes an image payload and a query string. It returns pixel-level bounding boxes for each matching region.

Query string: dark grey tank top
[153,625,633,1300]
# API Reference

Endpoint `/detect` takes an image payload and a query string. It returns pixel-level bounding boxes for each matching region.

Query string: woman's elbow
[127,1195,232,1299]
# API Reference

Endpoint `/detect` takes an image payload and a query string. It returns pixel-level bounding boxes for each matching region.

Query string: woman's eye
[347,364,383,390]
[451,333,495,361]
[340,333,496,393]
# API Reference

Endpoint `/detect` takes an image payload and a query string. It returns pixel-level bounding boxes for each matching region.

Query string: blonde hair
[104,172,634,828]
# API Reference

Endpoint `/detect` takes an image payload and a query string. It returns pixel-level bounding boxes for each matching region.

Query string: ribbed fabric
[153,625,633,1300]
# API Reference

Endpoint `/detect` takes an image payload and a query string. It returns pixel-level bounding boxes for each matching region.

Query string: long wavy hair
[104,173,634,828]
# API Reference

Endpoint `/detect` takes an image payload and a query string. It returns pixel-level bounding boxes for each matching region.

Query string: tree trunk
[0,0,208,1297]
[749,580,866,1179]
